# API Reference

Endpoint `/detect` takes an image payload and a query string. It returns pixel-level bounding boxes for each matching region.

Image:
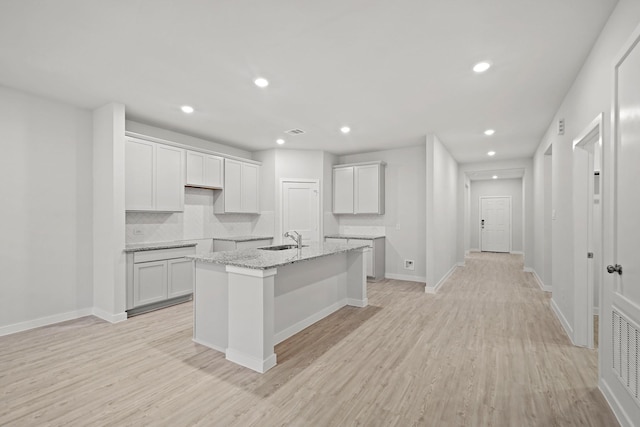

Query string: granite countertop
[212,235,274,242]
[188,242,369,270]
[124,241,198,253]
[325,234,386,240]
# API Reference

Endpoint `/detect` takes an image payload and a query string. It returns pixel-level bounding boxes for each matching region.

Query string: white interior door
[600,25,640,424]
[282,180,320,244]
[480,196,511,253]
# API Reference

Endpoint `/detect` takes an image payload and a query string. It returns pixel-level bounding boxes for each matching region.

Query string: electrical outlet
[133,227,144,236]
[404,259,415,271]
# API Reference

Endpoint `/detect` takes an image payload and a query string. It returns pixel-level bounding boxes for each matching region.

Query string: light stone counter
[212,235,274,242]
[325,234,386,240]
[124,241,197,252]
[188,241,368,270]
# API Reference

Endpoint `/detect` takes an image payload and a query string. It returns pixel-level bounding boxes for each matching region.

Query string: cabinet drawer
[133,246,196,263]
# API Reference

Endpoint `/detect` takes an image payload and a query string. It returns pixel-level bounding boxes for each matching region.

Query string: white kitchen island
[188,242,369,373]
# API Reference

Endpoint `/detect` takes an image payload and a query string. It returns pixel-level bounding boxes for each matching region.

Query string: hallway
[0,253,617,426]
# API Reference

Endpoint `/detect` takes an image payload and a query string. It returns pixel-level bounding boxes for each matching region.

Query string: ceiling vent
[558,118,565,135]
[285,128,305,135]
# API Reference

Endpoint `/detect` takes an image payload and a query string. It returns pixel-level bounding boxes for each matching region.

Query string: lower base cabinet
[127,246,196,315]
[325,237,385,281]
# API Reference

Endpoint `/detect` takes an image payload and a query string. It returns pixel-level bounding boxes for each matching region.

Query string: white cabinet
[125,137,185,212]
[333,161,385,214]
[126,245,195,315]
[324,236,385,280]
[186,151,223,189]
[214,159,260,214]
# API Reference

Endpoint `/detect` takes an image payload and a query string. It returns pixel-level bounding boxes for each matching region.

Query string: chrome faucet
[284,230,303,248]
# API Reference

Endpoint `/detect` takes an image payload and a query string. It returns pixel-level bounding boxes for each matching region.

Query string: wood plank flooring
[0,253,618,426]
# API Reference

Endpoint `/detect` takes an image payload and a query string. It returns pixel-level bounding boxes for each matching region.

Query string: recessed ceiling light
[473,61,491,73]
[276,138,285,145]
[487,151,496,156]
[492,175,498,179]
[340,126,351,134]
[254,77,269,88]
[484,129,495,136]
[181,105,194,114]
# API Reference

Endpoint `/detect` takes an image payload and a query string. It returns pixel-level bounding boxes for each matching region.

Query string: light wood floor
[0,253,617,426]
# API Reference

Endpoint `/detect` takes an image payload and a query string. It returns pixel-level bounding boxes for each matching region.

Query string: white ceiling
[0,0,617,163]
[467,168,524,181]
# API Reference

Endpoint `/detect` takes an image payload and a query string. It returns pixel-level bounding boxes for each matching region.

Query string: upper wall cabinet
[333,161,385,215]
[185,151,223,189]
[214,158,260,214]
[125,137,185,212]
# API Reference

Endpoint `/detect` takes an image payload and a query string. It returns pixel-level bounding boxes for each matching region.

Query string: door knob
[607,264,623,275]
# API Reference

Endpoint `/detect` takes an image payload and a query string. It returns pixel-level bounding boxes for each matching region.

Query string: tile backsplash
[126,187,274,244]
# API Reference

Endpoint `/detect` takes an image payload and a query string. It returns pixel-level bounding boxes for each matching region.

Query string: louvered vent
[612,309,639,403]
[285,128,305,135]
[558,118,565,135]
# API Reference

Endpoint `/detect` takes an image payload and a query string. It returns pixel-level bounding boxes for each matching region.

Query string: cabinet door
[167,258,194,298]
[224,159,242,212]
[133,260,167,307]
[333,167,354,214]
[354,164,380,214]
[125,138,155,211]
[186,151,205,186]
[204,155,223,188]
[241,162,259,213]
[349,239,374,277]
[155,144,185,212]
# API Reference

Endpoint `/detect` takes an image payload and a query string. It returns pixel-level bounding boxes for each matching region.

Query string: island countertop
[187,242,369,270]
[124,241,197,252]
[212,235,273,242]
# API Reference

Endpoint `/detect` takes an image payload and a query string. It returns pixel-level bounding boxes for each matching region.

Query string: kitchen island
[188,242,369,373]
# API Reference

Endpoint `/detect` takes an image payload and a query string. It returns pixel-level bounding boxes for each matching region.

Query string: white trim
[527,268,552,292]
[468,248,480,253]
[125,131,261,165]
[347,298,368,308]
[510,251,524,255]
[274,299,347,344]
[192,338,226,353]
[425,264,457,294]
[0,308,93,337]
[333,160,386,169]
[92,308,127,323]
[385,273,427,283]
[599,378,634,427]
[593,307,600,316]
[225,349,277,373]
[550,298,575,345]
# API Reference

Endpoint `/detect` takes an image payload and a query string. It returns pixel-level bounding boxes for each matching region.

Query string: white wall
[426,135,458,291]
[531,0,640,344]
[126,120,251,159]
[339,145,427,282]
[469,179,523,252]
[0,85,94,333]
[457,158,534,269]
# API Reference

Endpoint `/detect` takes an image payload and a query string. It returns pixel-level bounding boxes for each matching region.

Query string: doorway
[572,113,603,349]
[480,196,511,253]
[280,179,320,244]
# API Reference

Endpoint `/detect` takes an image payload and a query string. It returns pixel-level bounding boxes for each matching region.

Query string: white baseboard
[193,337,226,353]
[550,297,575,345]
[593,307,600,315]
[511,251,524,255]
[469,248,480,253]
[599,378,634,427]
[0,308,93,337]
[92,308,127,323]
[226,348,277,373]
[425,264,457,294]
[274,299,346,345]
[347,298,368,308]
[527,268,552,292]
[385,273,427,283]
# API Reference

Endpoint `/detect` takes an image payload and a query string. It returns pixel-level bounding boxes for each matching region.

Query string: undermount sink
[258,244,308,251]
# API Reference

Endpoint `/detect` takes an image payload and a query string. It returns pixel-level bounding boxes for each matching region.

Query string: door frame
[572,113,603,349]
[479,195,512,253]
[278,178,322,245]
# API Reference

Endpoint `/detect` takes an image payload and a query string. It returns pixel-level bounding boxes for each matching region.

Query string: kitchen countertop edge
[124,241,198,252]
